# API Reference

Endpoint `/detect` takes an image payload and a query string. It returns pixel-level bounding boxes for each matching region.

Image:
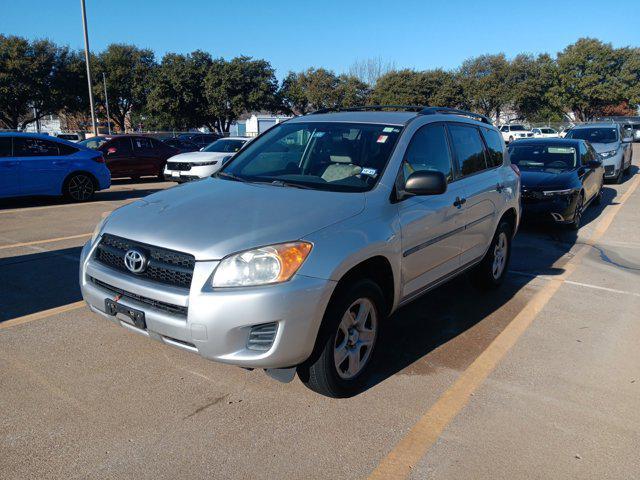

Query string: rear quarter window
[481,128,505,167]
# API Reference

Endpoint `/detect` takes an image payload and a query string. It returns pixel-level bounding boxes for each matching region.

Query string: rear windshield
[221,122,402,192]
[508,144,577,171]
[565,128,618,144]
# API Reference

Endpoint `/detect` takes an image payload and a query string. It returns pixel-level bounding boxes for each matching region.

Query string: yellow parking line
[0,201,111,215]
[369,174,640,480]
[0,233,91,250]
[0,301,86,331]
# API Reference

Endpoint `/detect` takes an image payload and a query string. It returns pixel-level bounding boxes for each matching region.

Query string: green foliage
[94,44,156,131]
[370,69,462,107]
[458,54,511,119]
[203,56,278,132]
[509,54,564,122]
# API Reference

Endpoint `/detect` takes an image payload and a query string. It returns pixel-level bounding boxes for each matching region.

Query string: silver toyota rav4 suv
[80,107,521,397]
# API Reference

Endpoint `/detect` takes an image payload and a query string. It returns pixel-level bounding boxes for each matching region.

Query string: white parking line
[0,201,111,215]
[510,270,640,298]
[0,233,91,250]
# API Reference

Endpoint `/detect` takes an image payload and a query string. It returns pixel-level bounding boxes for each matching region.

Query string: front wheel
[471,220,512,289]
[616,167,624,184]
[298,279,384,398]
[63,173,95,202]
[569,192,584,231]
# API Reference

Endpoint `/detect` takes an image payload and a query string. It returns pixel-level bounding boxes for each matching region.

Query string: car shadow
[0,247,83,322]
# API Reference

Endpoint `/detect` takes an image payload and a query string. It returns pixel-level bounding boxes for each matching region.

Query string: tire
[471,220,512,289]
[569,192,585,231]
[63,173,95,202]
[298,279,385,398]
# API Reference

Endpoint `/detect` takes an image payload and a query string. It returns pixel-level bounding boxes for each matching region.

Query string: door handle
[496,183,505,192]
[453,196,467,208]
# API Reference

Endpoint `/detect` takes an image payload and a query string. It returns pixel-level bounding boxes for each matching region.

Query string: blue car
[0,132,111,202]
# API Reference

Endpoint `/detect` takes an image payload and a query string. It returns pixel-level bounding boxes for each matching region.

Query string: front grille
[91,277,188,317]
[247,322,278,351]
[166,162,192,171]
[95,234,195,289]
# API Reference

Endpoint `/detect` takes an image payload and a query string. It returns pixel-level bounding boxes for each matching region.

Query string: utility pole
[102,73,111,135]
[80,0,98,136]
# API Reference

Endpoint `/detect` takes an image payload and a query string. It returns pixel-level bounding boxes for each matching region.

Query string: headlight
[90,214,109,243]
[212,242,312,287]
[193,160,218,166]
[543,188,578,196]
[600,149,618,158]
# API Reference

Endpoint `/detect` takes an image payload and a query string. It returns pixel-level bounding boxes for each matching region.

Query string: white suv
[499,124,534,143]
[532,127,560,138]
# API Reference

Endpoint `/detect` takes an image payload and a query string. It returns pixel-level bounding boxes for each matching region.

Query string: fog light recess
[247,322,278,351]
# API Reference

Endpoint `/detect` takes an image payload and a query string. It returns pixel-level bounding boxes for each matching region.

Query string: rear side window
[481,128,504,167]
[0,137,11,157]
[108,138,133,154]
[133,137,154,151]
[403,123,453,182]
[448,124,488,176]
[14,137,60,157]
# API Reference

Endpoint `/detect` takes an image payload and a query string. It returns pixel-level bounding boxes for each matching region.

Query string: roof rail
[310,105,424,115]
[418,107,492,125]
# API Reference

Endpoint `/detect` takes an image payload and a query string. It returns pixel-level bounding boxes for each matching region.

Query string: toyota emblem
[124,249,147,274]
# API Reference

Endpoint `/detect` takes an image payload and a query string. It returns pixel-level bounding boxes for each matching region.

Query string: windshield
[565,128,618,144]
[78,138,106,149]
[220,122,402,192]
[508,144,577,172]
[203,139,246,153]
[510,125,526,131]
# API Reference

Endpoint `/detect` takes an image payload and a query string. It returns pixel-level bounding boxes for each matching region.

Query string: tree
[145,51,212,130]
[336,75,370,108]
[458,54,512,120]
[369,69,462,107]
[555,38,628,121]
[0,35,83,130]
[509,54,563,122]
[619,47,640,111]
[94,44,156,132]
[203,56,278,133]
[279,68,340,114]
[348,57,396,86]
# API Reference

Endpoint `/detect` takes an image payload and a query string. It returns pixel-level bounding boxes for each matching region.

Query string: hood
[590,142,619,154]
[103,178,365,260]
[167,151,230,163]
[520,169,577,189]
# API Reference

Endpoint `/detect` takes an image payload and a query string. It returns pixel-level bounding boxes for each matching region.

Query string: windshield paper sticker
[361,168,378,177]
[377,135,388,143]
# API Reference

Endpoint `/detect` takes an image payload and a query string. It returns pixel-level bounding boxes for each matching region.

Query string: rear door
[102,137,134,177]
[14,137,71,195]
[132,137,160,176]
[398,122,466,298]
[0,137,20,197]
[447,123,499,266]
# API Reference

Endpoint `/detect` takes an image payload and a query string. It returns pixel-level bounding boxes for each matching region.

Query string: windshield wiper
[214,171,247,183]
[268,179,315,190]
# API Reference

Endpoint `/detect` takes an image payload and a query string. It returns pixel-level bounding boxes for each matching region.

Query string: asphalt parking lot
[2,148,640,479]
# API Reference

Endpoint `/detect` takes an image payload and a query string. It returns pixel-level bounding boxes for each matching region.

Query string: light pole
[102,73,111,135]
[80,0,98,136]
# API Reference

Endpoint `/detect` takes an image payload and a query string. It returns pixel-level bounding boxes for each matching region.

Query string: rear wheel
[298,279,384,398]
[63,173,95,202]
[472,220,512,289]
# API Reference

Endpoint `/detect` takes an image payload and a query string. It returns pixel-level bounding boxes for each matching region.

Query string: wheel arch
[61,170,99,195]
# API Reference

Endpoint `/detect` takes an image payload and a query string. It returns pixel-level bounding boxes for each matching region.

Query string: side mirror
[107,147,117,155]
[401,171,447,199]
[586,159,601,169]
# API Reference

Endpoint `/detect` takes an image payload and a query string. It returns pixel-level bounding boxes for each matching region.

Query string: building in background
[231,113,292,137]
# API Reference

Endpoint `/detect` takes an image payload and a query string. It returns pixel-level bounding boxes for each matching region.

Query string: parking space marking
[0,301,86,331]
[0,201,111,215]
[369,173,640,480]
[0,233,91,250]
[510,270,640,298]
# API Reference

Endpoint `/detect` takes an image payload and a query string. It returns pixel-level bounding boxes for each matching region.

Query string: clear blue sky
[1,0,638,78]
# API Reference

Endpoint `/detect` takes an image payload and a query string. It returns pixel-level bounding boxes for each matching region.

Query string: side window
[110,138,133,155]
[587,144,598,162]
[58,143,78,156]
[579,142,595,165]
[481,128,504,167]
[448,124,488,176]
[402,123,453,182]
[133,137,154,152]
[0,137,12,157]
[14,137,60,157]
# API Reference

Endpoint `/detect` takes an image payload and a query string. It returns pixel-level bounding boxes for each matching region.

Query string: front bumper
[79,240,335,368]
[602,152,623,179]
[163,164,221,182]
[521,192,579,224]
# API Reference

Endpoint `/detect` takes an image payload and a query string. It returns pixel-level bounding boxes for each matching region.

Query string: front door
[14,136,69,196]
[398,122,466,299]
[103,137,135,177]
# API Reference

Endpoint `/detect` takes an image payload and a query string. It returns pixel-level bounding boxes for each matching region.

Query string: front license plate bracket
[105,298,146,329]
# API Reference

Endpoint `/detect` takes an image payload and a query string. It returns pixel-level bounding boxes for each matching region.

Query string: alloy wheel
[68,174,94,201]
[492,232,508,280]
[333,298,377,380]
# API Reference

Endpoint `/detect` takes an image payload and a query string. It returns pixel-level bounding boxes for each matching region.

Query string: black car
[177,133,220,149]
[509,138,605,230]
[160,137,200,153]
